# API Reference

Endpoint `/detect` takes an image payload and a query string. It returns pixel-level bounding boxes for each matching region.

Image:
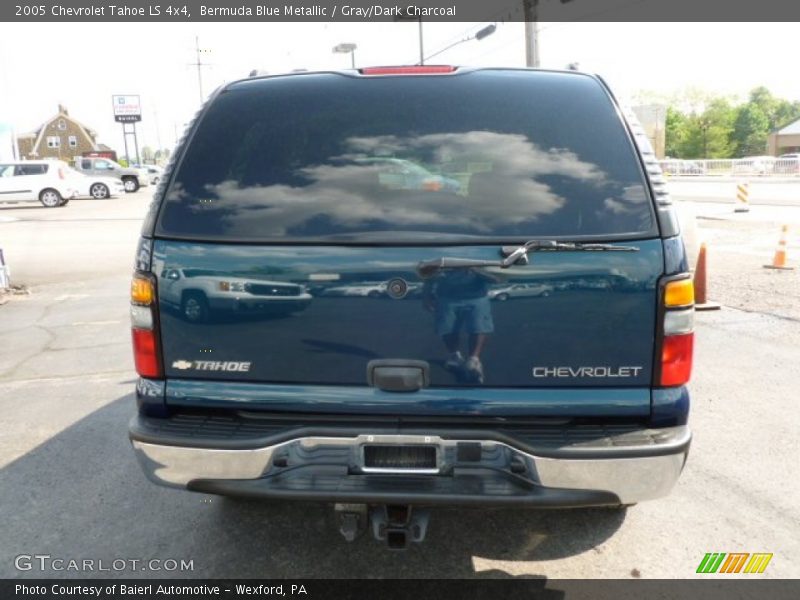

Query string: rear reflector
[360,65,456,76]
[132,328,161,378]
[660,333,693,386]
[664,279,694,307]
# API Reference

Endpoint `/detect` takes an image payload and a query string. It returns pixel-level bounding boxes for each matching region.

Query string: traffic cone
[763,225,794,270]
[694,242,720,311]
[734,181,750,213]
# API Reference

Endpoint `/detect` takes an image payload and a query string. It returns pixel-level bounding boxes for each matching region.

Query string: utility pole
[417,18,424,65]
[190,36,211,104]
[524,0,576,67]
[523,0,539,67]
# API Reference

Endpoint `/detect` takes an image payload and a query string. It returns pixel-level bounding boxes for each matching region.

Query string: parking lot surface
[0,189,798,578]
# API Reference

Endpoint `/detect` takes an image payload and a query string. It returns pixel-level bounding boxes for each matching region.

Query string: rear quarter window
[156,70,656,243]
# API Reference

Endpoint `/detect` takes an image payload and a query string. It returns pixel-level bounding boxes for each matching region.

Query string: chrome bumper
[131,426,690,506]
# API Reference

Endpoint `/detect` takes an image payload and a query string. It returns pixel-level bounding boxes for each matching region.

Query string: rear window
[156,70,655,242]
[14,164,47,176]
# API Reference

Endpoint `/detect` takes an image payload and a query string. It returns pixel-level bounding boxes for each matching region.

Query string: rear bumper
[129,414,690,507]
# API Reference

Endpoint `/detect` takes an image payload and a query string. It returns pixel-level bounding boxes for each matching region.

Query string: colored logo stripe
[744,553,773,574]
[697,553,726,573]
[697,553,773,574]
[720,553,749,573]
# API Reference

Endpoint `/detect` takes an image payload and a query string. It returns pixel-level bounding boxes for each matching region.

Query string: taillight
[132,329,160,378]
[360,65,456,76]
[659,278,695,386]
[130,273,162,378]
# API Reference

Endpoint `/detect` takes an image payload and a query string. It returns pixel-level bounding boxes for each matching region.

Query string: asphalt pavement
[0,186,798,578]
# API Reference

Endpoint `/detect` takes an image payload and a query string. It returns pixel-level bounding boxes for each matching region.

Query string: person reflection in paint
[422,267,502,384]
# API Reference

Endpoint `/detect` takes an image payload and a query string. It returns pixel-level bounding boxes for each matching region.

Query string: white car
[0,160,78,207]
[489,282,553,301]
[139,164,164,185]
[158,267,313,322]
[67,169,126,199]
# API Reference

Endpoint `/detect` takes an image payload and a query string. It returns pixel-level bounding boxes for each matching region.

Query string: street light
[332,43,357,68]
[423,24,497,63]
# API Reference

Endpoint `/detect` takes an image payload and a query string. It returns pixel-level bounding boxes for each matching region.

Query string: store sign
[112,95,142,123]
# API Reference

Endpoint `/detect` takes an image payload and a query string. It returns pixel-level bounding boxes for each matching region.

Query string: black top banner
[3,0,800,22]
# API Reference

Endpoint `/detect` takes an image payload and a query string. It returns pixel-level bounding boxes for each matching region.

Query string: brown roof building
[17,105,100,162]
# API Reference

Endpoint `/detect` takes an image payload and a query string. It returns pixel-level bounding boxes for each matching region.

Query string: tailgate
[154,239,663,393]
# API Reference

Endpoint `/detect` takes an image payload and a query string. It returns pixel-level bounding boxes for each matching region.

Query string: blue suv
[129,67,693,548]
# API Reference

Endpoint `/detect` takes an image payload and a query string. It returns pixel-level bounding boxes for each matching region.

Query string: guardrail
[659,158,800,177]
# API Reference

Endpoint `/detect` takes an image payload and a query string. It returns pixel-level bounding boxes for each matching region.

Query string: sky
[0,21,798,160]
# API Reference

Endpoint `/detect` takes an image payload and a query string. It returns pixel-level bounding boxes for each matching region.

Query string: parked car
[135,164,165,185]
[488,282,553,301]
[73,156,149,192]
[0,160,77,207]
[66,169,126,199]
[321,281,388,297]
[129,67,694,547]
[157,267,312,322]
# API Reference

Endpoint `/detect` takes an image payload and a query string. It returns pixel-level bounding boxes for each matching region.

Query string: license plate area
[362,444,439,474]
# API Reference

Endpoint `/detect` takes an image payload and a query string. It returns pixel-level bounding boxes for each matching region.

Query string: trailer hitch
[370,504,430,549]
[336,503,430,549]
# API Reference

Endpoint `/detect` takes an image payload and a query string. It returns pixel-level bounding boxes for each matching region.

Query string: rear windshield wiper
[416,239,639,278]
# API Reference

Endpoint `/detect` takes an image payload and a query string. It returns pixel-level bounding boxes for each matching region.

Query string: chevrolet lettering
[532,366,644,378]
[128,66,694,548]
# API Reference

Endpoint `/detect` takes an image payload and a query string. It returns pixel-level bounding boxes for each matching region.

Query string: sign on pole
[112,95,142,123]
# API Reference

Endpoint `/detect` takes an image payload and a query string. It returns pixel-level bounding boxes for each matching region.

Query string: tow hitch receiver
[371,504,430,549]
[336,503,430,548]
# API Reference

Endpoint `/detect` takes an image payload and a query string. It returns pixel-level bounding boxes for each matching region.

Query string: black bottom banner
[3,579,799,600]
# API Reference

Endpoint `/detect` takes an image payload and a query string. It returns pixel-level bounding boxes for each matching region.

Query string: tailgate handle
[367,359,430,393]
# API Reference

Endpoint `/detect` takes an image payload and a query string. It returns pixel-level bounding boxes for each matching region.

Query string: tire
[122,177,140,193]
[495,293,509,302]
[39,188,63,208]
[90,183,110,199]
[181,292,209,323]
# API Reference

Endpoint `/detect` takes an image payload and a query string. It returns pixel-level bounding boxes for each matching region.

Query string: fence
[659,157,800,177]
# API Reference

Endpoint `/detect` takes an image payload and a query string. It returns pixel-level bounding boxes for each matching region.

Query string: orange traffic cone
[763,225,794,270]
[694,242,720,311]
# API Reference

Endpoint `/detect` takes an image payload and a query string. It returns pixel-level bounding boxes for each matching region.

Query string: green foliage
[664,87,800,158]
[732,104,769,156]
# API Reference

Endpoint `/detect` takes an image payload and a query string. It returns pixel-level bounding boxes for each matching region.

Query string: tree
[665,107,688,158]
[662,87,800,158]
[732,104,769,156]
[700,99,736,158]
